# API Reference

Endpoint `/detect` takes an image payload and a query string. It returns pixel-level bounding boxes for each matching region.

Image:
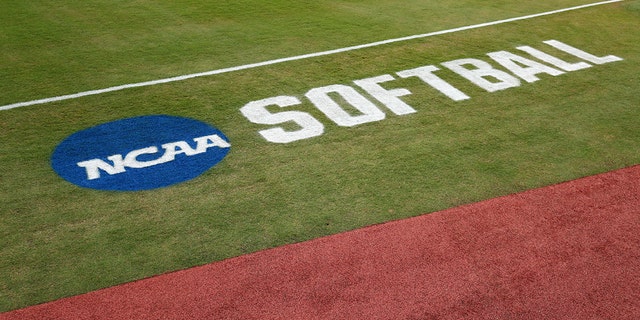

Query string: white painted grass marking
[0,0,622,112]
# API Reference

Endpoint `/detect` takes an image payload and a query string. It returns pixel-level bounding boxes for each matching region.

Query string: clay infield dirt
[2,165,639,319]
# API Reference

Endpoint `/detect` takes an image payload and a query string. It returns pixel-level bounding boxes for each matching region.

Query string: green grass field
[1,0,639,312]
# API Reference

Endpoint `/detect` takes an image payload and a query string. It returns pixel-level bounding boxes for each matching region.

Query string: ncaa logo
[51,115,231,191]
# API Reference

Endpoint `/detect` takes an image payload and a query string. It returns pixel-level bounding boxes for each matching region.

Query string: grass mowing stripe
[0,0,623,112]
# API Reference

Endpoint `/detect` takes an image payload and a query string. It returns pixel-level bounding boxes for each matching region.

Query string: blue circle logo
[51,115,231,191]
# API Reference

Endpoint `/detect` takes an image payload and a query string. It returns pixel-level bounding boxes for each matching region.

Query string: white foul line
[0,0,622,112]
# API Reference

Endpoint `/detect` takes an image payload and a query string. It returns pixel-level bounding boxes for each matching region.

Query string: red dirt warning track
[3,166,640,319]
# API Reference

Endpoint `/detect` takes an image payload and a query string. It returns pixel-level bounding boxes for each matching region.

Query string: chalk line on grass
[0,0,623,112]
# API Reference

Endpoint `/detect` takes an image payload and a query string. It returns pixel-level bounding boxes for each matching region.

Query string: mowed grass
[1,0,639,312]
[0,0,615,105]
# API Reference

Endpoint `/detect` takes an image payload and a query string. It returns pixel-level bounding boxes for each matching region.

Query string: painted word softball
[51,115,231,191]
[241,40,622,143]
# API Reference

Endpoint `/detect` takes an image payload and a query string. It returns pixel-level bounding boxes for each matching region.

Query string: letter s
[240,96,324,144]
